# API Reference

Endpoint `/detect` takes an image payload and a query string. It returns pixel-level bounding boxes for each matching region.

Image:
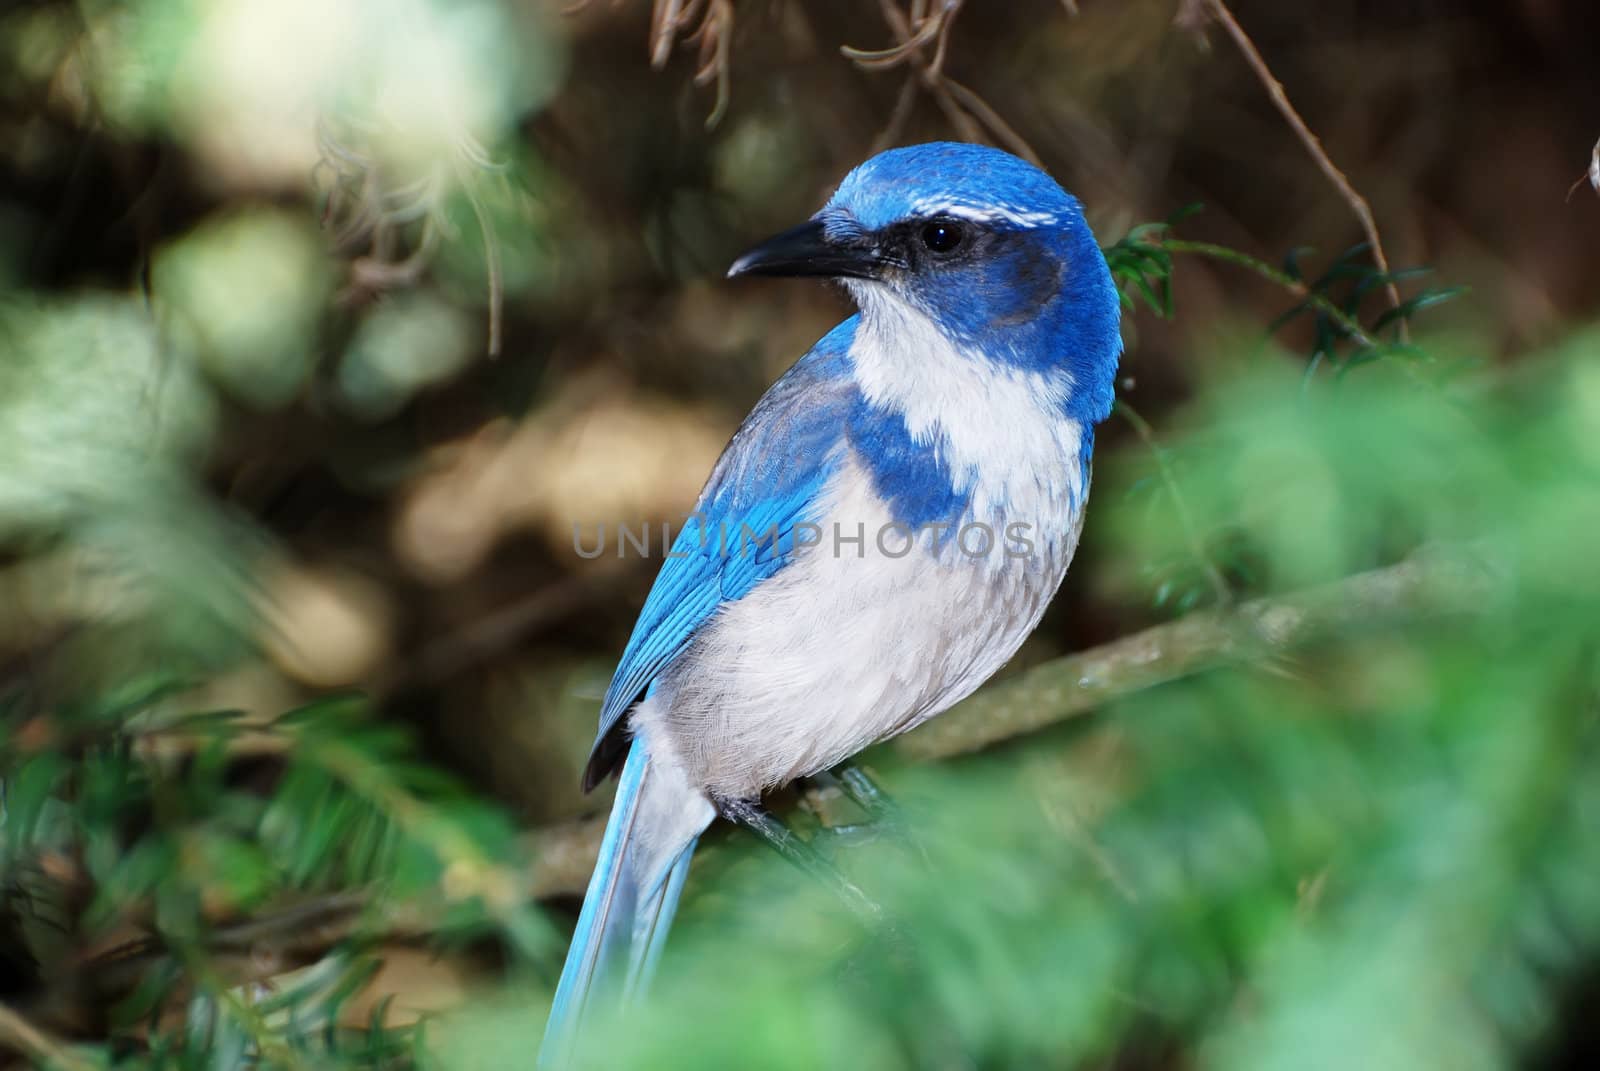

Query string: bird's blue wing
[582,319,860,786]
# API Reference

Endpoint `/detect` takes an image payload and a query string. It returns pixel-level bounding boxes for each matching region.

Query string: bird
[539,141,1122,1065]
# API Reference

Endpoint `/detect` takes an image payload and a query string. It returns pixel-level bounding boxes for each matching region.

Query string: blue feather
[545,323,864,1066]
[585,321,859,772]
[846,391,970,535]
[539,738,650,1067]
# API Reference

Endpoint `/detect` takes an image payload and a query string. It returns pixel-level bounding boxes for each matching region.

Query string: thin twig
[649,0,694,68]
[926,0,962,76]
[1159,237,1380,347]
[928,85,988,146]
[940,78,1043,166]
[687,0,733,129]
[1115,400,1231,606]
[0,1002,98,1071]
[841,16,942,67]
[458,164,504,357]
[1203,0,1406,340]
[645,0,731,127]
[844,0,1043,163]
[1566,136,1600,201]
[870,75,922,156]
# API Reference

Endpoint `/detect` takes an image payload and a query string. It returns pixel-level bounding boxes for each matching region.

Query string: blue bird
[539,142,1121,1064]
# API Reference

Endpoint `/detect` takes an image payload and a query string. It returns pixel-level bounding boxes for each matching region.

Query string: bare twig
[457,164,504,357]
[1115,400,1231,607]
[841,14,943,67]
[939,78,1043,166]
[644,0,732,127]
[1159,237,1382,348]
[1566,136,1600,201]
[318,122,508,357]
[649,0,697,68]
[870,75,922,156]
[843,0,1044,164]
[928,85,988,146]
[687,0,734,129]
[1201,0,1406,340]
[0,1002,97,1071]
[926,0,961,76]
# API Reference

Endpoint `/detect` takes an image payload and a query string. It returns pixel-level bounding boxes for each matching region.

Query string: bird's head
[729,142,1121,423]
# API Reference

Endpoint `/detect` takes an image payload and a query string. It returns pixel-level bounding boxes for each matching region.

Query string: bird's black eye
[919,220,966,255]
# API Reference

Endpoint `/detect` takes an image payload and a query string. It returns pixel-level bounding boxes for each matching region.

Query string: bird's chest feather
[846,298,1090,546]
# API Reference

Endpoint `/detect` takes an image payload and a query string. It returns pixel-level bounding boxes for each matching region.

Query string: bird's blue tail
[538,738,704,1068]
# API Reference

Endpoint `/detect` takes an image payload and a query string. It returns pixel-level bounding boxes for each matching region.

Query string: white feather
[906,195,1061,229]
[847,282,1088,526]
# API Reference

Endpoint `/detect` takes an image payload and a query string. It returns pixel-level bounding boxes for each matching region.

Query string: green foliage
[490,326,1600,1071]
[1,689,547,1067]
[1105,213,1471,615]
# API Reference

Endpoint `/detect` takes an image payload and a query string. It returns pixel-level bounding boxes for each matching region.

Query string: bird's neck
[843,295,1091,525]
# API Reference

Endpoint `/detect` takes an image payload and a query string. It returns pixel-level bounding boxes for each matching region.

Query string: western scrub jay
[540,141,1121,1064]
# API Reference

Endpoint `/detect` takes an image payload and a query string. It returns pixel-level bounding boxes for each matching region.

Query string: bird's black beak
[726,219,883,281]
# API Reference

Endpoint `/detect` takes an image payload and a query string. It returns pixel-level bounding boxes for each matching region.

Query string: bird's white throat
[845,282,1089,523]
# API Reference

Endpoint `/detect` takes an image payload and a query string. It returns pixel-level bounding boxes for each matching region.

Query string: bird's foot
[806,764,926,864]
[715,796,884,925]
[836,764,904,828]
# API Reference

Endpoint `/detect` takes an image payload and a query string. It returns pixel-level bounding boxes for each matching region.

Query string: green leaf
[1372,286,1468,332]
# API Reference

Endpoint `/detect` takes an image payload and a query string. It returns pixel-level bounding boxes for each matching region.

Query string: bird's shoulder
[696,315,860,515]
[583,317,863,785]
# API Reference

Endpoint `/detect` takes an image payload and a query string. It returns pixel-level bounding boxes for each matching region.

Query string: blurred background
[2,0,1599,1067]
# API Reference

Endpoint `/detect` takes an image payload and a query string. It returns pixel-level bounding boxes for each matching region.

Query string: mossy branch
[894,548,1488,761]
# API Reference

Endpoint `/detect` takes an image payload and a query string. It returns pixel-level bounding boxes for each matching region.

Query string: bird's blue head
[729,142,1122,425]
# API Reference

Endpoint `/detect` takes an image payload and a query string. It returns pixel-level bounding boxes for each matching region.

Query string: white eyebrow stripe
[906,197,1060,228]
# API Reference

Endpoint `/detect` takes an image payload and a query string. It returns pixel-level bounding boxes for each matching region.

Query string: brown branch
[1202,0,1406,340]
[0,1002,97,1071]
[939,78,1043,167]
[894,549,1487,761]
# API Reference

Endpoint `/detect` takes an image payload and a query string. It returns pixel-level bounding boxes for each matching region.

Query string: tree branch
[0,1002,97,1071]
[894,549,1486,761]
